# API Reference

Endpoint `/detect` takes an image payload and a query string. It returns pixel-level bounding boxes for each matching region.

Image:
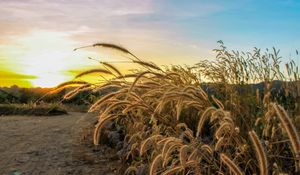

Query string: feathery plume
[93,115,118,145]
[74,42,139,60]
[150,154,163,175]
[75,69,112,78]
[101,62,123,77]
[133,60,162,71]
[56,80,89,89]
[273,104,300,171]
[220,153,244,175]
[161,166,183,175]
[196,107,217,137]
[249,130,268,175]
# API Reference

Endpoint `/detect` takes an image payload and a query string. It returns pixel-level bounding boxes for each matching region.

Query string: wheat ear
[100,61,123,76]
[179,145,189,167]
[220,153,244,175]
[200,144,213,155]
[56,80,88,89]
[133,60,162,71]
[249,130,268,175]
[140,135,163,156]
[212,95,224,109]
[150,154,163,175]
[63,84,91,100]
[215,137,226,151]
[93,115,118,145]
[161,166,183,175]
[163,144,181,167]
[215,122,234,140]
[74,42,139,60]
[75,69,112,78]
[124,166,138,175]
[89,90,125,112]
[196,107,216,137]
[273,104,300,171]
[128,71,151,93]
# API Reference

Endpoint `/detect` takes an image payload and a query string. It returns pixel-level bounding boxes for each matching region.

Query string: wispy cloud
[1,0,299,87]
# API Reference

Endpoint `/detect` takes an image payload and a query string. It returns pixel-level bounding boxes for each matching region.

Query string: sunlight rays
[1,30,93,87]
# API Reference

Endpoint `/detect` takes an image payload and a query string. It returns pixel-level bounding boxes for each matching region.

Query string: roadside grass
[58,42,300,174]
[0,103,67,116]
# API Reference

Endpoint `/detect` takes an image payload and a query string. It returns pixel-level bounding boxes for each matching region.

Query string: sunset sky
[0,0,300,87]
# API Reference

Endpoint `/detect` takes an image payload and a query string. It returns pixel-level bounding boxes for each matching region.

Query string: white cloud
[0,0,227,65]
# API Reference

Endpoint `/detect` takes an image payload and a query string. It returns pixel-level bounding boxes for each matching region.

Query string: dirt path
[0,113,121,175]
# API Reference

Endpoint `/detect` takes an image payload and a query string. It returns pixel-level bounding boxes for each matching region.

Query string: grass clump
[69,42,300,174]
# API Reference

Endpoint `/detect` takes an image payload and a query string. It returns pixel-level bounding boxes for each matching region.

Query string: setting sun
[0,30,97,87]
[19,32,75,87]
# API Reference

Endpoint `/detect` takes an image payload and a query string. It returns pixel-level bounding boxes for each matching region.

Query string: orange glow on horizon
[0,29,208,88]
[0,31,104,88]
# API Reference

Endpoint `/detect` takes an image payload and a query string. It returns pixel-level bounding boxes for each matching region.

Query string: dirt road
[0,113,121,175]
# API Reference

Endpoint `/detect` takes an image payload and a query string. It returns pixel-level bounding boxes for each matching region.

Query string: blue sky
[0,0,299,87]
[163,0,300,52]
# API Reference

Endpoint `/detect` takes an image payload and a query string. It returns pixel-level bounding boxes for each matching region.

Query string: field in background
[0,84,106,115]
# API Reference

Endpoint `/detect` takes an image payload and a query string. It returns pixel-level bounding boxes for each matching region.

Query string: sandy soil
[0,113,122,175]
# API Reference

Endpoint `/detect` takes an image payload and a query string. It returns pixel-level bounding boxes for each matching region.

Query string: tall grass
[67,42,300,174]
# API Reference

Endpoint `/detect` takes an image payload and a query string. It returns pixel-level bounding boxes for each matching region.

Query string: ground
[0,113,122,175]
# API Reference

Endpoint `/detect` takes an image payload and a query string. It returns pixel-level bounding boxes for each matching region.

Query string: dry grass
[66,42,300,174]
[249,130,268,175]
[220,153,244,175]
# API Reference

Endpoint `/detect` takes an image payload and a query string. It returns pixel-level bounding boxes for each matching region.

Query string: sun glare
[22,50,73,87]
[30,74,69,87]
[2,30,91,87]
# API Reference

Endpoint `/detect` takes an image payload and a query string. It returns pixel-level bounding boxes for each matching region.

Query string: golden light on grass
[69,43,299,174]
